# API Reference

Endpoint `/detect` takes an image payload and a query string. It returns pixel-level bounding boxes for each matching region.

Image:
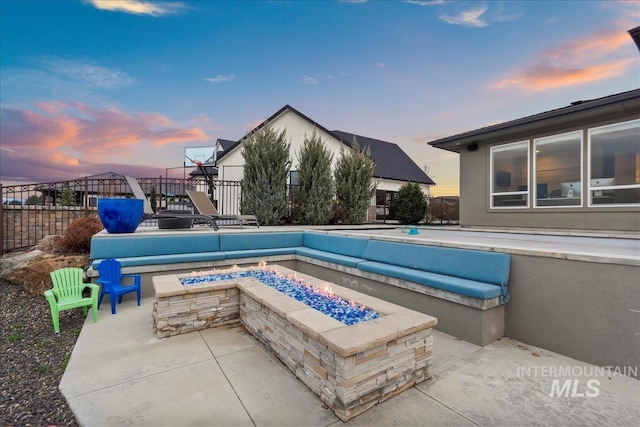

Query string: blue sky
[1,0,638,196]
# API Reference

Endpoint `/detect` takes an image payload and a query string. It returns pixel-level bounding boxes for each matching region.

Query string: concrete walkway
[60,298,639,426]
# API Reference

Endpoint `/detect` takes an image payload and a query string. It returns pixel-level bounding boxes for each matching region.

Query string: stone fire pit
[152,265,437,421]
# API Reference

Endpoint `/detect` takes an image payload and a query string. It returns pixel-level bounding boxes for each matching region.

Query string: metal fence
[1,177,458,255]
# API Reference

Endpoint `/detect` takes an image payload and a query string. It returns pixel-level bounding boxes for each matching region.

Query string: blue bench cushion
[91,234,220,259]
[296,247,364,268]
[357,261,502,299]
[303,233,369,258]
[223,247,299,259]
[92,251,226,269]
[362,240,510,286]
[219,232,304,251]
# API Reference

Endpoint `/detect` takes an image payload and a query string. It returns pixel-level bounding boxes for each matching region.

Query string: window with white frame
[490,141,529,208]
[534,131,582,207]
[588,119,640,206]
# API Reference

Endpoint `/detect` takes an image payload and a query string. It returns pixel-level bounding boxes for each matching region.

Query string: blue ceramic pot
[98,198,144,233]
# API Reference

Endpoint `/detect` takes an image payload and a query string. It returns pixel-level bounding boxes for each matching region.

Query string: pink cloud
[0,102,210,183]
[493,59,633,91]
[493,27,636,91]
[540,30,631,62]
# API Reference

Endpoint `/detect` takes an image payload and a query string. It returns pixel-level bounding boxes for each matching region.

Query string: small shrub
[391,182,428,224]
[60,217,104,254]
[25,195,42,205]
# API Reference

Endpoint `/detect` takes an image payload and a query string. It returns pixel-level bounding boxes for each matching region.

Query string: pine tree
[334,137,376,224]
[240,125,291,226]
[60,183,76,206]
[296,131,334,225]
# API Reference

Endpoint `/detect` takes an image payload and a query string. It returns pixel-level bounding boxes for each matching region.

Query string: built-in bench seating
[90,231,510,305]
[89,230,511,345]
[358,240,510,302]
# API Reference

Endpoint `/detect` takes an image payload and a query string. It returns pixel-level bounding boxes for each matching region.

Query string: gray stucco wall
[458,113,640,232]
[505,255,639,375]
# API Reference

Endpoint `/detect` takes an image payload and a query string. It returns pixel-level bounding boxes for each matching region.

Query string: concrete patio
[60,296,639,426]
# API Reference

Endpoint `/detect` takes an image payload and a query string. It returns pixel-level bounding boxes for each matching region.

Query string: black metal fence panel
[1,178,458,255]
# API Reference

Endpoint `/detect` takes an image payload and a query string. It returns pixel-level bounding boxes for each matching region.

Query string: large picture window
[534,131,582,207]
[490,141,529,208]
[588,119,640,206]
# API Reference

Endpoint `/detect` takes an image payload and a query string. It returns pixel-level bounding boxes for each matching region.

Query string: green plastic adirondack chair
[45,267,99,333]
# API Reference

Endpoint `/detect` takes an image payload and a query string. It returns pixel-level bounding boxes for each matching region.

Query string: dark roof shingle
[332,131,435,185]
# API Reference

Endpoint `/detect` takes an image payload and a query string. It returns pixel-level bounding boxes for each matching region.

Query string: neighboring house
[428,89,640,232]
[195,105,435,221]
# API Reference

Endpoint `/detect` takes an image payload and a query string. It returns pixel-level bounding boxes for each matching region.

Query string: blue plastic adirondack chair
[45,267,99,333]
[96,259,141,314]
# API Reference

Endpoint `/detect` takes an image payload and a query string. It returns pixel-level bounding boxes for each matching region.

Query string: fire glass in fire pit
[180,268,380,325]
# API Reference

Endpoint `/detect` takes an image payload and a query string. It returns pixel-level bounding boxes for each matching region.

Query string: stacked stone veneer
[153,275,241,338]
[152,266,437,421]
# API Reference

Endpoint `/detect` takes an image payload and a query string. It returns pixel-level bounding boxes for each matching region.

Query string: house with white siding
[192,105,435,221]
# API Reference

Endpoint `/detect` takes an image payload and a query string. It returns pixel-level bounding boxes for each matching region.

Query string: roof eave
[375,175,436,186]
[429,89,640,153]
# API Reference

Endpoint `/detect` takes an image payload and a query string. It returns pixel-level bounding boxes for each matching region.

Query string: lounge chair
[124,175,219,230]
[186,189,259,228]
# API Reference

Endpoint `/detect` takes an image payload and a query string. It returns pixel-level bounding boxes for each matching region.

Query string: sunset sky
[1,0,638,196]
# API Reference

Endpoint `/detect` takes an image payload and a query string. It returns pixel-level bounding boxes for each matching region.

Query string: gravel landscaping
[0,278,83,426]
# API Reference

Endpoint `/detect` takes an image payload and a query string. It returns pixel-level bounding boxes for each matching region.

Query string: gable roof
[216,105,435,185]
[217,104,337,161]
[83,172,125,180]
[331,131,435,185]
[428,88,640,153]
[217,138,236,152]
